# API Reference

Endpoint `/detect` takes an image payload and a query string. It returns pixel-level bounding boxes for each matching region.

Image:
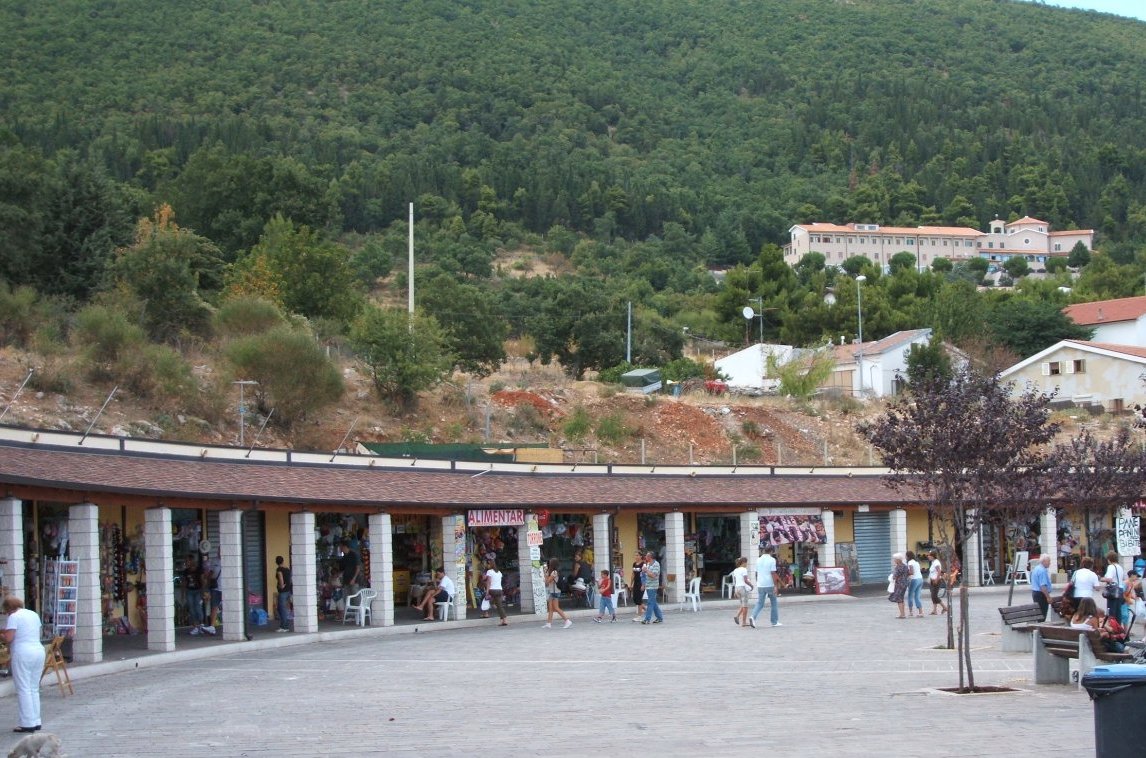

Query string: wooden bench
[1032,624,1133,687]
[998,603,1047,652]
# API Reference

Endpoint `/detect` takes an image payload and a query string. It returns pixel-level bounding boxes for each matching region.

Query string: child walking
[595,569,616,623]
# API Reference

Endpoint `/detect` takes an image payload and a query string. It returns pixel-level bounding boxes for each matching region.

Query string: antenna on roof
[245,408,275,458]
[79,385,118,445]
[329,416,360,462]
[0,369,34,423]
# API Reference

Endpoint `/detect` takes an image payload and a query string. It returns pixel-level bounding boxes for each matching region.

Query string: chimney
[1097,308,1104,322]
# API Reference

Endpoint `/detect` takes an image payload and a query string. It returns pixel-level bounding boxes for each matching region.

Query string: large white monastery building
[783,216,1093,270]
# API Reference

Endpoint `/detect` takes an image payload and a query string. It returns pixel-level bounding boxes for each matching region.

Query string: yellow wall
[264,510,291,620]
[834,509,855,543]
[906,510,930,558]
[614,511,638,574]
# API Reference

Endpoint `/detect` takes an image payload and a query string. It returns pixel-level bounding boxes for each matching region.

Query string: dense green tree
[109,205,222,341]
[1067,241,1092,268]
[986,297,1093,357]
[904,336,953,384]
[419,273,508,377]
[349,307,453,410]
[1003,257,1031,279]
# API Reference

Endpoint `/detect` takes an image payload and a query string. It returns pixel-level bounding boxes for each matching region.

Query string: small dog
[7,732,61,758]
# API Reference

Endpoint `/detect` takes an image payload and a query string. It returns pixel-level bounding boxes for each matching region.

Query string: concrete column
[290,512,318,634]
[368,513,393,626]
[68,503,102,664]
[592,514,611,582]
[441,515,466,621]
[1040,508,1058,576]
[965,510,984,588]
[0,498,24,603]
[664,512,685,605]
[740,511,759,584]
[519,514,540,615]
[890,508,907,557]
[145,507,174,652]
[818,510,836,573]
[218,510,243,642]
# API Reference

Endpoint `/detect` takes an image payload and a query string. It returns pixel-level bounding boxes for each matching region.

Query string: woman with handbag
[1099,551,1126,624]
[482,559,507,626]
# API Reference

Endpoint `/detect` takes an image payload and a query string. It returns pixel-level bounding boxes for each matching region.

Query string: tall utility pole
[856,275,867,396]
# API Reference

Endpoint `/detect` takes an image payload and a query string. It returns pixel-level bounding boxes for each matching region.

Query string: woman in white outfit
[2,596,46,733]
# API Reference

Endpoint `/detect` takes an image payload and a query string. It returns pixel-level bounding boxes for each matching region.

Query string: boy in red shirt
[594,569,615,623]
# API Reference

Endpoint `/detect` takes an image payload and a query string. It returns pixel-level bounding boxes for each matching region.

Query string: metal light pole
[856,275,866,396]
[233,380,258,446]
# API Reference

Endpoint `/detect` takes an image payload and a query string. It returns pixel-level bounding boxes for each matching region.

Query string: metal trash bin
[1081,663,1146,757]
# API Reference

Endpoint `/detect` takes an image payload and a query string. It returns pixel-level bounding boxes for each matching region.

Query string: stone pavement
[2,586,1107,757]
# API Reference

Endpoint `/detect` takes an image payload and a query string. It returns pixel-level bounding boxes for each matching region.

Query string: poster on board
[1116,516,1141,557]
[815,566,850,595]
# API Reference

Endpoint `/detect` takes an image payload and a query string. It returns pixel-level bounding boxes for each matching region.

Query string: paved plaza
[2,586,1104,756]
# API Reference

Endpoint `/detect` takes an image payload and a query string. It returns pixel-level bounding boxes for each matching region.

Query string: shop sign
[1116,516,1140,556]
[526,530,544,547]
[529,545,541,561]
[468,509,526,527]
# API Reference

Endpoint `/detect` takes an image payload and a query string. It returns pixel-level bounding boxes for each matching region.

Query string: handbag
[480,597,491,611]
[886,574,895,594]
[1103,566,1123,600]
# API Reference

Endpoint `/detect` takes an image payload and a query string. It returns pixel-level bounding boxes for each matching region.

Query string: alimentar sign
[467,509,526,527]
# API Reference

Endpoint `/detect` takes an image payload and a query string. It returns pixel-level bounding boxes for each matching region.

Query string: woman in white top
[731,556,754,628]
[2,595,46,732]
[905,551,924,618]
[482,559,507,626]
[1100,551,1126,623]
[1072,556,1101,599]
[927,550,948,615]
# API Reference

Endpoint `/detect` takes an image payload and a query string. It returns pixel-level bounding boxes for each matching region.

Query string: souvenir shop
[315,513,369,619]
[539,511,594,596]
[759,512,827,590]
[24,502,74,636]
[690,515,740,588]
[391,515,440,606]
[467,509,524,609]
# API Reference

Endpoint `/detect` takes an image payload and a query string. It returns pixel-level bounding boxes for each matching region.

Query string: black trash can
[1081,663,1146,757]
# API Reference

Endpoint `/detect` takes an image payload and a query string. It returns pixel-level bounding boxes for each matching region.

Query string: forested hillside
[1,0,1146,448]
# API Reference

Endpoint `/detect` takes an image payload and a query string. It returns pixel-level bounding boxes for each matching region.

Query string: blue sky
[1029,1,1146,21]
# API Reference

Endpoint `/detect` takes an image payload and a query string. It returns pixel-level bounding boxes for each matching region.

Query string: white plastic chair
[343,588,377,626]
[721,574,735,599]
[981,561,996,586]
[436,592,456,621]
[1005,551,1030,585]
[613,572,628,607]
[680,576,702,612]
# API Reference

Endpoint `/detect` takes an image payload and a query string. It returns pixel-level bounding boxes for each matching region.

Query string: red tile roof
[1065,340,1146,360]
[1063,296,1146,326]
[0,440,915,510]
[1007,216,1048,226]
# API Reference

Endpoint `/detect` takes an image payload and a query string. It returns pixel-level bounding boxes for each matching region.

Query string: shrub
[563,406,592,441]
[0,281,39,347]
[213,297,286,338]
[595,413,630,444]
[224,326,344,429]
[73,305,147,381]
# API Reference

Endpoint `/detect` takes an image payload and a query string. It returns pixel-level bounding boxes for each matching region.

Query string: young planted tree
[857,366,1059,692]
[350,307,453,411]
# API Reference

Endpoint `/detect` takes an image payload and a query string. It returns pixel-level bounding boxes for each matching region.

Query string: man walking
[1030,554,1053,621]
[751,545,782,627]
[641,551,664,625]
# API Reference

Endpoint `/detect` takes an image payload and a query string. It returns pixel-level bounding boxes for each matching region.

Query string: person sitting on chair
[415,567,455,621]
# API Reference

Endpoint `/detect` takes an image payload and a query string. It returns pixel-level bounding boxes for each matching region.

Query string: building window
[906,238,915,245]
[943,240,948,246]
[1073,360,1086,374]
[967,241,974,247]
[848,237,855,243]
[1024,238,1030,244]
[1111,398,1125,414]
[859,237,866,244]
[1054,243,1061,251]
[1046,362,1061,376]
[895,238,902,244]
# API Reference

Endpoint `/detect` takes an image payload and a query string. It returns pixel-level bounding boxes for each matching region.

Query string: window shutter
[1041,363,1050,376]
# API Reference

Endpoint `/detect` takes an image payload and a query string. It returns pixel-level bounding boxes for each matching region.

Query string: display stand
[54,560,79,638]
[44,559,78,640]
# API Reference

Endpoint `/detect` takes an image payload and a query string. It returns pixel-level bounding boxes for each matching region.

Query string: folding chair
[40,635,74,697]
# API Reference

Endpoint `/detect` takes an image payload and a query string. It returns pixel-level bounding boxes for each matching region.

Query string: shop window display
[100,522,144,635]
[315,514,369,619]
[470,526,520,608]
[171,511,203,628]
[540,515,593,595]
[637,514,665,566]
[392,516,432,605]
[693,516,739,587]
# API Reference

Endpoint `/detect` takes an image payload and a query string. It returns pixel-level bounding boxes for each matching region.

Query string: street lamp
[233,380,258,446]
[856,275,867,396]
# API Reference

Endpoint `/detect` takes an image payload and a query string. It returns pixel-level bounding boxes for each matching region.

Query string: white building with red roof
[999,340,1146,414]
[784,216,1093,269]
[1063,295,1146,347]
